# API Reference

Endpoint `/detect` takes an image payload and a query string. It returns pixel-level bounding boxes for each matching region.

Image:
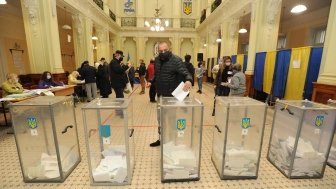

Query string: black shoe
[199,90,202,94]
[150,140,160,147]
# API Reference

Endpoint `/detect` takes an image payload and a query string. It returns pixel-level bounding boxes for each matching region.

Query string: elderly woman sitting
[1,73,24,97]
[68,71,84,85]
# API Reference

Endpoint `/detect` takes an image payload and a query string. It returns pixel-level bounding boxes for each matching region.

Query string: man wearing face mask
[109,50,129,98]
[147,41,193,147]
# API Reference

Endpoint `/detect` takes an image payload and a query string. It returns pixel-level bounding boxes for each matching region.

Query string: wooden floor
[0,83,335,189]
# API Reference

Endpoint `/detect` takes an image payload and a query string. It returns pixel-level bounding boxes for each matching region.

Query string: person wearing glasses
[146,41,192,147]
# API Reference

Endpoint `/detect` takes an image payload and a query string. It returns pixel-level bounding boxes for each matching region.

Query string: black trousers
[149,84,156,101]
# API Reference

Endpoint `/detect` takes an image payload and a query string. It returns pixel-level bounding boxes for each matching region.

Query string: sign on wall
[124,0,135,15]
[182,0,192,15]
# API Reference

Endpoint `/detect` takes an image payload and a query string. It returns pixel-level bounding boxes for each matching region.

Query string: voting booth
[327,99,336,169]
[10,96,81,182]
[268,100,336,178]
[160,97,203,182]
[82,98,134,185]
[211,97,267,179]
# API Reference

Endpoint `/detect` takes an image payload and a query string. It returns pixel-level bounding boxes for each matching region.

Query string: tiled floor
[0,83,335,189]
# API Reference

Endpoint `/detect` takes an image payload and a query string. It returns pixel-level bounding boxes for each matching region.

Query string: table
[50,85,75,96]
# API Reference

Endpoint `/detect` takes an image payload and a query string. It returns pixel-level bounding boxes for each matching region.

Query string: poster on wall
[182,0,192,15]
[10,49,26,74]
[124,0,135,15]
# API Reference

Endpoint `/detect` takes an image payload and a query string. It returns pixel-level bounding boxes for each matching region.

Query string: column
[220,19,239,57]
[207,31,217,59]
[136,37,147,67]
[317,0,336,85]
[245,0,282,75]
[191,37,200,65]
[311,0,336,103]
[136,0,145,27]
[73,14,94,67]
[173,0,181,29]
[21,0,64,73]
[96,28,110,61]
[169,36,180,57]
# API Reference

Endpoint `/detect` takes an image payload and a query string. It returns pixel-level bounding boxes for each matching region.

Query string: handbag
[125,74,133,93]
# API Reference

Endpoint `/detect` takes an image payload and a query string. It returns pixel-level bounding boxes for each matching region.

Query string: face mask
[14,78,19,83]
[159,51,172,62]
[225,62,231,66]
[119,57,123,62]
[47,75,51,79]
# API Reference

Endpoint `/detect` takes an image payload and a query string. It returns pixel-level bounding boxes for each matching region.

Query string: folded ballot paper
[26,146,78,179]
[172,82,189,102]
[223,148,258,176]
[163,141,198,179]
[269,136,325,177]
[92,146,128,183]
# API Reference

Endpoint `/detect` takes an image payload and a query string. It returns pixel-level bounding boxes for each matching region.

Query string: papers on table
[0,97,15,102]
[163,141,198,180]
[92,146,128,183]
[172,82,189,102]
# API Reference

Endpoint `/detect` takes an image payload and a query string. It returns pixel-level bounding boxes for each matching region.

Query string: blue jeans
[197,77,203,91]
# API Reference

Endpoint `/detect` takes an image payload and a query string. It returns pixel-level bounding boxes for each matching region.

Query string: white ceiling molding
[197,0,253,38]
[57,0,121,34]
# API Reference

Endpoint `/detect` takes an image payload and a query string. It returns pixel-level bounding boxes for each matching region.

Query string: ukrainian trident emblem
[27,117,37,129]
[315,115,324,127]
[176,119,186,131]
[183,0,192,15]
[241,118,251,129]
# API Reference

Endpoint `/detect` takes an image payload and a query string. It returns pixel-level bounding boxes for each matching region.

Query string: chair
[0,88,10,127]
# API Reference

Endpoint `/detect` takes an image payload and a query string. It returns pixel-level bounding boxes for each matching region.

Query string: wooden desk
[50,85,75,96]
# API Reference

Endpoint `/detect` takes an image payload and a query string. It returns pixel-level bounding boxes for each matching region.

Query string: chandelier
[144,0,169,32]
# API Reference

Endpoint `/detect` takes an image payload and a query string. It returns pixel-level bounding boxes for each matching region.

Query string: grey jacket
[228,72,246,96]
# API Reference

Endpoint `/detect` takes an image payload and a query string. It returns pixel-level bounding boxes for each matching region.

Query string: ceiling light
[203,44,207,47]
[216,38,222,43]
[291,4,307,14]
[92,36,98,40]
[0,0,7,5]
[62,25,71,30]
[145,0,168,32]
[239,28,247,33]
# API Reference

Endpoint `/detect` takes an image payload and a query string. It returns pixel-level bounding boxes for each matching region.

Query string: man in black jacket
[138,60,146,94]
[184,54,195,86]
[81,61,97,102]
[109,50,129,98]
[147,42,193,147]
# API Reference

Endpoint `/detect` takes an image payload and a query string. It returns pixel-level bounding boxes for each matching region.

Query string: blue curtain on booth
[231,55,237,64]
[243,54,248,73]
[253,52,267,91]
[303,47,323,100]
[272,49,291,98]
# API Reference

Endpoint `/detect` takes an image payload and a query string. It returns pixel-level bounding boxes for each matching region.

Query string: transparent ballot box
[211,97,267,179]
[160,97,203,182]
[82,98,134,185]
[327,99,336,169]
[267,100,336,179]
[9,96,81,182]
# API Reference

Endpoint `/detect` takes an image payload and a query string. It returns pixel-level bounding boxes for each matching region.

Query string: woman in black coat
[97,62,112,98]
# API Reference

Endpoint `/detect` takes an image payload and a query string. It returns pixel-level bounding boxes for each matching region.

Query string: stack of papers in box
[92,146,128,183]
[26,146,78,179]
[223,148,258,177]
[269,135,325,177]
[328,147,336,166]
[163,141,198,179]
